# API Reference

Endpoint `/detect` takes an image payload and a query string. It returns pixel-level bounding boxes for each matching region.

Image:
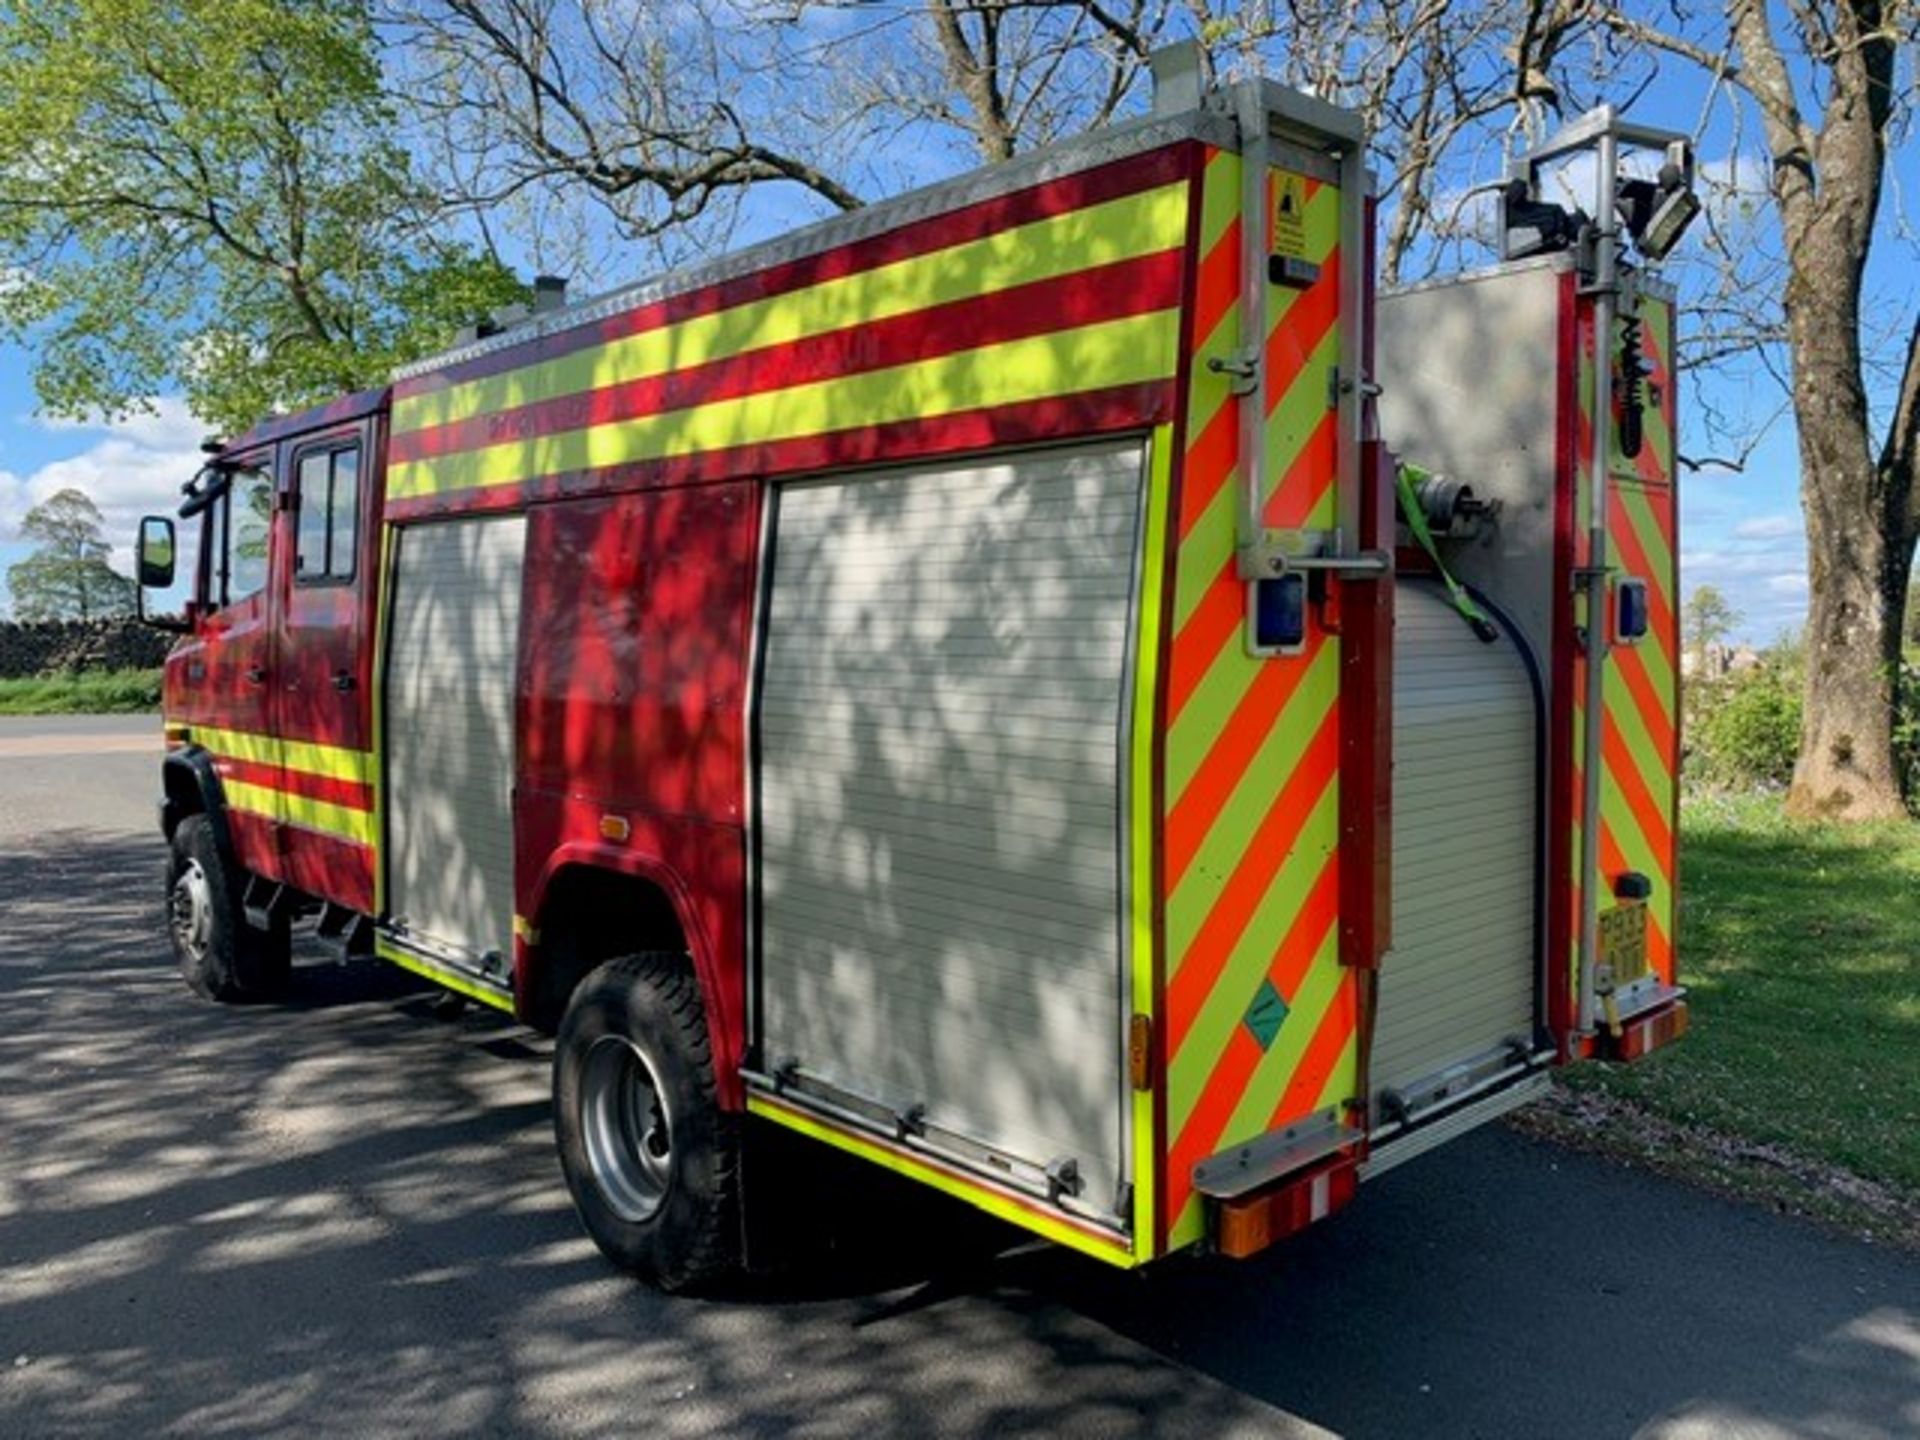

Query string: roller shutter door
[1373,582,1539,1114]
[385,516,526,967]
[757,442,1145,1216]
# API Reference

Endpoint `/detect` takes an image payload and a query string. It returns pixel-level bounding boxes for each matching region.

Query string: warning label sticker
[1272,172,1309,259]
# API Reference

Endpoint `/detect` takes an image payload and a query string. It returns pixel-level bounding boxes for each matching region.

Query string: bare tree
[1593,1,1920,819]
[394,1,1555,283]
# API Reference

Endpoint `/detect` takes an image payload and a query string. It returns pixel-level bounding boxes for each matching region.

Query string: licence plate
[1598,902,1650,988]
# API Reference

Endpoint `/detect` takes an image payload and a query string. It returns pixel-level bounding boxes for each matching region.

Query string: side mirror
[137,516,176,588]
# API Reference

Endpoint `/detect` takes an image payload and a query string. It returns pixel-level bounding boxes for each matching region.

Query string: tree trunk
[1784,265,1911,819]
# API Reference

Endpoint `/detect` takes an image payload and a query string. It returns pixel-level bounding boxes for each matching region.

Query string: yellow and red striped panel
[1160,149,1354,1250]
[170,720,378,850]
[385,154,1195,513]
[1569,294,1680,988]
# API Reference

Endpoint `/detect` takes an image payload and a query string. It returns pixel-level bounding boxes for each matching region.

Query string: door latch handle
[244,665,267,685]
[331,670,357,692]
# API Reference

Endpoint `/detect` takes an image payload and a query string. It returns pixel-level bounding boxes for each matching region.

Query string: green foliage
[6,488,133,620]
[0,666,159,713]
[1688,654,1803,789]
[0,0,525,436]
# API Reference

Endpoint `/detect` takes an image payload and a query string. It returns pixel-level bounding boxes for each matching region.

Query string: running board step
[1361,1072,1549,1181]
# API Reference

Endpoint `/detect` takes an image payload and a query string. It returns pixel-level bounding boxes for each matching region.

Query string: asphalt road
[1,714,1915,1439]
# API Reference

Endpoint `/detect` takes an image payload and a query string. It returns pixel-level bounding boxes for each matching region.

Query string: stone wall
[0,620,175,678]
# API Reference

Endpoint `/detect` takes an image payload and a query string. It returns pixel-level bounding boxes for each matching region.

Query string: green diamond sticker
[1243,978,1289,1051]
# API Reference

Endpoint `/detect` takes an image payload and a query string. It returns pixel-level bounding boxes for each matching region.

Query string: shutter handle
[332,669,357,692]
[244,665,267,685]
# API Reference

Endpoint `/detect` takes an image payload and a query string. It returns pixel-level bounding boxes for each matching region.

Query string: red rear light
[1215,1155,1358,1259]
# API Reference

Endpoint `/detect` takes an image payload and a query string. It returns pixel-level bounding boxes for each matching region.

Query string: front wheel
[552,954,740,1291]
[166,814,290,1002]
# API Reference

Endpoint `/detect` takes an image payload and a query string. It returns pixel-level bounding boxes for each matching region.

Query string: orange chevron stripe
[1167,558,1244,722]
[1168,705,1340,1049]
[1177,394,1237,538]
[1167,628,1329,889]
[1167,855,1340,1198]
[1602,721,1674,878]
[1263,250,1341,421]
[1268,970,1356,1128]
[1601,822,1674,980]
[1611,643,1675,761]
[1265,408,1337,529]
[1192,216,1241,350]
[1610,491,1675,645]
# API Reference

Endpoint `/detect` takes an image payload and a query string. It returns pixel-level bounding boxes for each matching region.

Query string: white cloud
[1731,513,1799,540]
[1765,571,1809,596]
[29,399,211,453]
[0,397,208,584]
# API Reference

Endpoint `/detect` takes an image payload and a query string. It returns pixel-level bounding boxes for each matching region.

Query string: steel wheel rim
[579,1034,673,1223]
[170,858,213,964]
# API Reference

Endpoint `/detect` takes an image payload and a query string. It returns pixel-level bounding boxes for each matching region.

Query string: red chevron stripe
[1608,490,1676,652]
[1611,642,1676,762]
[1191,215,1241,352]
[1601,821,1674,981]
[1263,249,1341,420]
[1264,408,1336,529]
[1602,721,1674,881]
[392,250,1184,465]
[1177,393,1238,539]
[1167,629,1329,889]
[1268,970,1355,1128]
[1168,705,1340,1052]
[1167,854,1341,1215]
[1167,558,1245,723]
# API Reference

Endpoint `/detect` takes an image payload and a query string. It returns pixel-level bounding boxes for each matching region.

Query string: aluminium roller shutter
[1373,581,1540,1113]
[756,441,1146,1217]
[384,516,527,968]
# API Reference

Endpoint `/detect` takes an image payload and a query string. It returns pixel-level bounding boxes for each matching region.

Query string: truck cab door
[178,452,285,881]
[272,426,377,913]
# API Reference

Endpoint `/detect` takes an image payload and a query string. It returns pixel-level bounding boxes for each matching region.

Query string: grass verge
[1514,789,1920,1246]
[0,668,162,715]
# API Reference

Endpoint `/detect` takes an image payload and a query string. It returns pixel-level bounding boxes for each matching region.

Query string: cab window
[207,462,274,606]
[294,442,360,585]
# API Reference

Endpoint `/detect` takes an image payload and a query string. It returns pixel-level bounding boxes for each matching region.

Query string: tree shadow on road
[2,825,1915,1439]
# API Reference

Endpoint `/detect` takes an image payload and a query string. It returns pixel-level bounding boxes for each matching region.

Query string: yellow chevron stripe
[389,310,1182,499]
[393,183,1191,435]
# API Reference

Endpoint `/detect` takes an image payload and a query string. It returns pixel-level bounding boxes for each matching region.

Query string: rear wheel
[553,953,740,1291]
[166,814,290,1002]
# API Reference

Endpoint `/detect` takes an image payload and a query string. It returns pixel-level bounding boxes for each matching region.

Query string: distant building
[1682,641,1762,680]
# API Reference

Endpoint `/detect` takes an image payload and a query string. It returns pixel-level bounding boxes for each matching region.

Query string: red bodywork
[165,390,387,915]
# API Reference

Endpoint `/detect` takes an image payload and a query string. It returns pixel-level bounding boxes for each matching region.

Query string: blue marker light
[1254,574,1308,651]
[1616,577,1649,643]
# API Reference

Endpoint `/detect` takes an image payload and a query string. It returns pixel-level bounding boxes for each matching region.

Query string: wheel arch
[521,845,743,1107]
[162,747,236,863]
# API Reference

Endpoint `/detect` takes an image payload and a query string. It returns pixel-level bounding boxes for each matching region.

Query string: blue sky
[2,34,1911,646]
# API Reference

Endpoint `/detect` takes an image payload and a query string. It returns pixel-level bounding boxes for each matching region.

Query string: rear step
[1362,1070,1550,1181]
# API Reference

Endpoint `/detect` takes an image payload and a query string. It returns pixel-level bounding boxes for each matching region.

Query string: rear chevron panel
[1161,148,1354,1250]
[1569,287,1680,988]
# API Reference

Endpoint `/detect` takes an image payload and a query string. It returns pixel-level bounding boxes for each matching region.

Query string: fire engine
[136,57,1693,1290]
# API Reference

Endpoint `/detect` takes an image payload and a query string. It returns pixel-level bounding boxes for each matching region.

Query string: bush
[1688,660,1802,789]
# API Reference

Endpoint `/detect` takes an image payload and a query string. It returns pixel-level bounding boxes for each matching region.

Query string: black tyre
[165,814,291,1002]
[553,954,740,1291]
